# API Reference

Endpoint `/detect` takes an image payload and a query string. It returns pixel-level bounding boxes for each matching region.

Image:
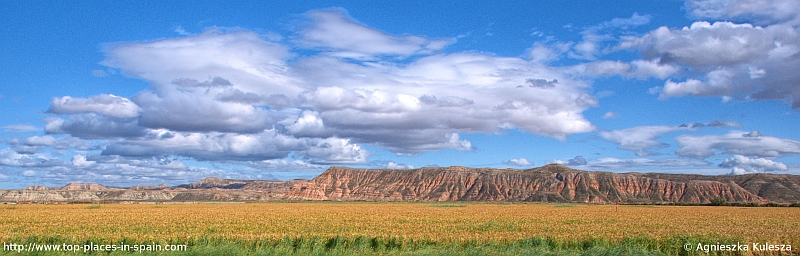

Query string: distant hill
[2,165,799,204]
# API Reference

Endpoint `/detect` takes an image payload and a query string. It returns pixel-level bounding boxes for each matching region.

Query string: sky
[1,0,800,188]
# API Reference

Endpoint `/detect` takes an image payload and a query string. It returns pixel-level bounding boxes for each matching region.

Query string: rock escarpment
[286,165,800,204]
[2,165,799,204]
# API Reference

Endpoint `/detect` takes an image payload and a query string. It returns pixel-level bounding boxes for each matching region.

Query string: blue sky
[2,0,799,188]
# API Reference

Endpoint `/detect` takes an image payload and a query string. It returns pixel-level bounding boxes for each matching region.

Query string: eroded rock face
[60,183,116,191]
[2,165,799,203]
[284,165,797,204]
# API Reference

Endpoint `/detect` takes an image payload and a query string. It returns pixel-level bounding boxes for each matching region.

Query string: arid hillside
[2,164,799,204]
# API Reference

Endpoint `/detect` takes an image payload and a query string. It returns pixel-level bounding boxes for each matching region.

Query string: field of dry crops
[2,202,798,245]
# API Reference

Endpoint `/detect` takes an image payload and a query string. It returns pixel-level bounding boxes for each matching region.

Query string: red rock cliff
[286,165,800,203]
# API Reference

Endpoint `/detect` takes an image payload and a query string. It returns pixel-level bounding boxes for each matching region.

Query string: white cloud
[21,170,37,177]
[505,158,533,166]
[547,155,588,166]
[570,34,603,60]
[285,111,327,137]
[718,155,788,174]
[85,20,598,157]
[44,115,146,139]
[300,138,370,164]
[676,130,800,158]
[23,136,58,147]
[621,19,800,108]
[592,13,652,31]
[660,69,740,99]
[299,53,597,143]
[386,162,414,169]
[599,125,691,156]
[14,7,613,184]
[1,124,39,132]
[132,88,277,134]
[102,28,301,98]
[249,159,325,172]
[582,157,710,170]
[7,135,97,154]
[527,43,562,63]
[71,154,95,167]
[570,60,632,76]
[27,154,232,186]
[102,130,301,161]
[628,59,680,79]
[48,94,141,118]
[297,8,453,59]
[566,13,653,61]
[630,22,777,67]
[0,148,66,168]
[97,129,370,164]
[602,112,619,119]
[685,0,800,26]
[599,122,742,156]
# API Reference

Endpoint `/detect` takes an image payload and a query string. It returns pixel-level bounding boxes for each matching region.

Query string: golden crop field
[2,202,798,246]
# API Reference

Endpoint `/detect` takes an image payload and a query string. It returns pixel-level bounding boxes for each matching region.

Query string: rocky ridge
[2,165,799,204]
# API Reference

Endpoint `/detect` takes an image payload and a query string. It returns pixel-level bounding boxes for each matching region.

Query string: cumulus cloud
[44,115,146,139]
[81,13,598,160]
[0,148,66,168]
[96,128,370,164]
[132,88,277,134]
[4,7,617,186]
[101,28,299,96]
[505,158,533,166]
[620,13,800,108]
[676,130,800,158]
[47,94,141,118]
[7,135,97,154]
[101,130,301,161]
[299,138,370,164]
[628,59,680,79]
[718,154,788,174]
[307,53,595,139]
[71,154,95,167]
